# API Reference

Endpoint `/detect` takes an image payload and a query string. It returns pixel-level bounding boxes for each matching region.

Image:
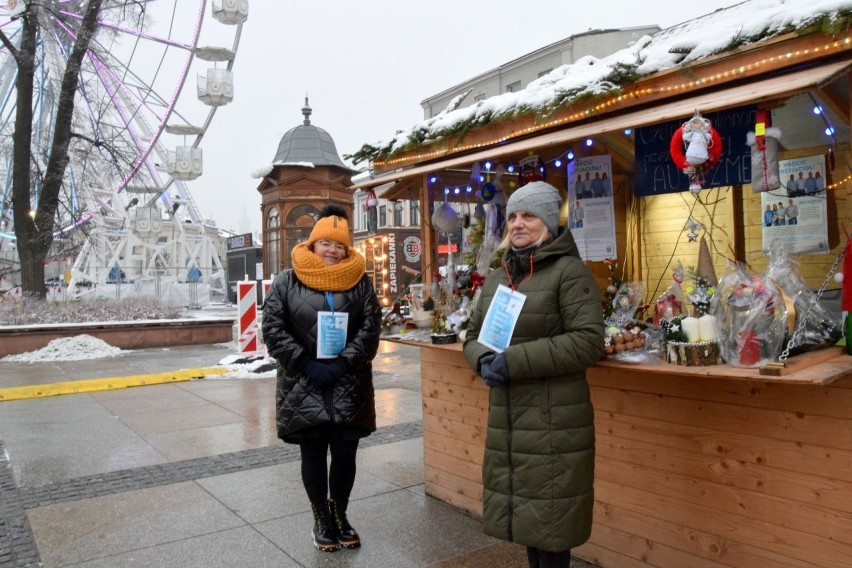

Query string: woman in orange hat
[262,204,381,552]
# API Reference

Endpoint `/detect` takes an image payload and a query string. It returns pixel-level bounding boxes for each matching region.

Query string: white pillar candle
[698,314,718,341]
[681,316,701,342]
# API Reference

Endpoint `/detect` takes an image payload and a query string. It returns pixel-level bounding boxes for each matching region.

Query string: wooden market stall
[391,338,852,568]
[359,6,852,568]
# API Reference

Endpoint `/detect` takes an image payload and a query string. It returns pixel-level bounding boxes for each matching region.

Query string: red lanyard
[503,254,535,291]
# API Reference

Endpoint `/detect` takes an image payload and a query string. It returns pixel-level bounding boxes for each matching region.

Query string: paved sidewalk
[0,340,597,567]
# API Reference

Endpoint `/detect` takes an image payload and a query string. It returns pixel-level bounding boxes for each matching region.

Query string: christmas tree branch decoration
[685,266,715,317]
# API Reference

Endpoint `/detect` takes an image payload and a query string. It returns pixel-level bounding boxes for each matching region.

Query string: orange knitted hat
[308,205,351,247]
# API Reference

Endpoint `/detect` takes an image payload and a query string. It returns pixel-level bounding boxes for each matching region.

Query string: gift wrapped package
[712,265,788,368]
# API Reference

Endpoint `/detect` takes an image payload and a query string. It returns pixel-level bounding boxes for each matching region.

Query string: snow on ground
[2,334,276,379]
[2,335,123,362]
[210,354,277,379]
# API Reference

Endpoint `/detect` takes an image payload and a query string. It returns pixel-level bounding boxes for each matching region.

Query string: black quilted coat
[262,270,381,443]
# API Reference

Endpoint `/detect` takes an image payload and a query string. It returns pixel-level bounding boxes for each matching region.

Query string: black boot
[329,498,361,548]
[310,500,339,552]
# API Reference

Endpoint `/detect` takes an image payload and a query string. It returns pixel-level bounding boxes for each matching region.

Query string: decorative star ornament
[687,230,698,242]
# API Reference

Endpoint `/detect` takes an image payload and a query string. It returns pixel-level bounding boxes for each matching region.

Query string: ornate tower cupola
[257,98,357,275]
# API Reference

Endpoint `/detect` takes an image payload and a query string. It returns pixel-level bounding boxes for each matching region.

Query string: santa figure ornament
[670,109,723,193]
[746,109,782,193]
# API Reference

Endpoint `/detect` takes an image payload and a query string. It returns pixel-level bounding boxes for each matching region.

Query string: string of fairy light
[355,235,391,304]
[373,35,851,170]
[427,142,604,198]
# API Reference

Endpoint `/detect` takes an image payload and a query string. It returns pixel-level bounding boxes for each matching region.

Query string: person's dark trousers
[299,439,359,502]
[526,547,572,567]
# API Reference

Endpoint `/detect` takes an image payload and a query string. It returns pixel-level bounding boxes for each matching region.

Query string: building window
[474,91,486,102]
[505,80,521,93]
[265,207,280,276]
[409,202,419,226]
[537,68,553,77]
[353,193,366,231]
[378,205,387,228]
[393,202,403,227]
[284,204,317,270]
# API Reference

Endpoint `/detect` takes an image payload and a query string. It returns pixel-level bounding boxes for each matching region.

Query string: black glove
[479,352,510,387]
[303,358,349,389]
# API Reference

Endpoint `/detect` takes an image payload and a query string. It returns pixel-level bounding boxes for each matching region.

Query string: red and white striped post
[259,279,273,357]
[237,280,258,354]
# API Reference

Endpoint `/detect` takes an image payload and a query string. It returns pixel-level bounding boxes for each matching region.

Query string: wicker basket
[664,340,722,366]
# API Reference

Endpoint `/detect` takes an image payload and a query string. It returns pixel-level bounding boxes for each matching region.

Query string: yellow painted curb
[0,367,232,402]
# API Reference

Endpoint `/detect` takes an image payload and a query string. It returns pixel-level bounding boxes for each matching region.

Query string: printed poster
[567,155,616,261]
[760,155,829,255]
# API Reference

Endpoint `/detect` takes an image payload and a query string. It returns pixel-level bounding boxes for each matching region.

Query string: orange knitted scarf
[291,242,366,292]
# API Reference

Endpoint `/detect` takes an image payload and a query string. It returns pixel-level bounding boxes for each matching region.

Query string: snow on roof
[350,0,852,164]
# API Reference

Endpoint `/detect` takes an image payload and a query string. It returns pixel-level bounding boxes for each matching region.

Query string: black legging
[299,439,359,503]
[526,547,571,568]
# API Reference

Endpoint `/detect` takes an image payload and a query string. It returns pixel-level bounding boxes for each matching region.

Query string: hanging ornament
[431,201,459,232]
[669,110,723,193]
[685,217,703,243]
[480,182,496,201]
[470,162,482,183]
[365,189,379,235]
[365,188,378,208]
[746,109,782,193]
[518,154,545,187]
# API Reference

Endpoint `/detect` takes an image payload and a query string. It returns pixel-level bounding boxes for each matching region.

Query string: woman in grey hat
[463,180,605,567]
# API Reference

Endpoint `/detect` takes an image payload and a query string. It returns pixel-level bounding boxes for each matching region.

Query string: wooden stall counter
[383,334,852,568]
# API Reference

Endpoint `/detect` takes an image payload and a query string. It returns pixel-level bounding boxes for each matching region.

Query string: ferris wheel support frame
[36,1,244,307]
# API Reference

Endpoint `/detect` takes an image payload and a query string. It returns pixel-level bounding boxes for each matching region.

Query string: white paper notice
[478,285,527,353]
[316,311,348,359]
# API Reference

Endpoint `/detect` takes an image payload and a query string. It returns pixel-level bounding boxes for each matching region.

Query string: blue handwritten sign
[634,105,755,196]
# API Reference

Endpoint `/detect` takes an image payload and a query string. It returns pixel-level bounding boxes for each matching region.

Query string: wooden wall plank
[422,413,486,445]
[594,477,851,568]
[424,467,483,511]
[590,367,852,419]
[421,396,488,428]
[584,521,733,568]
[583,503,823,568]
[424,446,482,483]
[590,385,852,451]
[423,429,485,468]
[597,412,852,486]
[422,377,489,411]
[595,445,852,546]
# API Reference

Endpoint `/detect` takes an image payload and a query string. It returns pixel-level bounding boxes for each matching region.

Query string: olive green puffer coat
[463,230,605,552]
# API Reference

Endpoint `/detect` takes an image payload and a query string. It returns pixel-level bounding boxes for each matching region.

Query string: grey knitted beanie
[505,181,563,237]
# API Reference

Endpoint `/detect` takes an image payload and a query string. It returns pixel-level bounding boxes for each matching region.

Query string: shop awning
[352,60,850,191]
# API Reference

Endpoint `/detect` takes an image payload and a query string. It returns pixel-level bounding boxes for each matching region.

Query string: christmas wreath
[669,111,723,191]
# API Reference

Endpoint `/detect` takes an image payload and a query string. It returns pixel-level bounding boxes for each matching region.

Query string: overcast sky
[184,0,739,235]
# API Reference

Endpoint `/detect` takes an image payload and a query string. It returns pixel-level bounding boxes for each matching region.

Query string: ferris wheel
[0,0,247,305]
